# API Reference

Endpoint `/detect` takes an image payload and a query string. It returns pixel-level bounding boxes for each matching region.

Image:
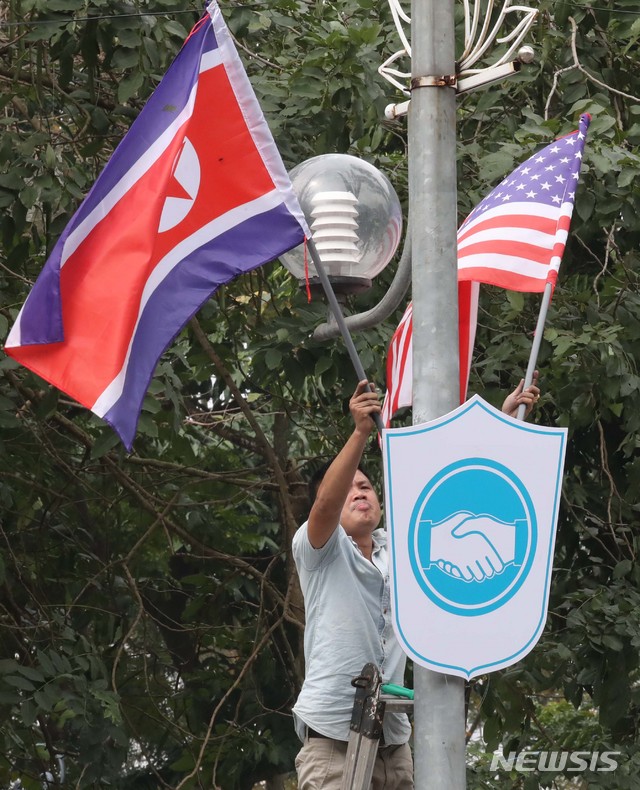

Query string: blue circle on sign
[408,458,537,616]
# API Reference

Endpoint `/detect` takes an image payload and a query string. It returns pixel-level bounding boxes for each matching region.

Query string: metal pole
[306,238,385,433]
[409,0,467,787]
[516,281,553,420]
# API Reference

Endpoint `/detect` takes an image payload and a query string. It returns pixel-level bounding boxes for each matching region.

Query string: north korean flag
[5,1,309,449]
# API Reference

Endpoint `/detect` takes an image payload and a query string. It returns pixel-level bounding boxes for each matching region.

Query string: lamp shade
[280,154,402,294]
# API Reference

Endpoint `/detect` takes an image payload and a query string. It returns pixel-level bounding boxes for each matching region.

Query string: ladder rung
[380,695,413,714]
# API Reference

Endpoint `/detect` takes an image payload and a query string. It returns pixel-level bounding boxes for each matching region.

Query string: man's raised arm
[307,381,380,549]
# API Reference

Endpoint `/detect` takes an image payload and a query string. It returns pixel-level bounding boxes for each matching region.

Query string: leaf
[575,190,595,222]
[141,395,161,414]
[18,185,39,209]
[50,653,72,675]
[617,166,638,189]
[117,71,144,103]
[0,690,20,704]
[36,651,56,678]
[112,47,140,70]
[314,356,333,376]
[47,0,85,9]
[90,430,121,459]
[613,559,633,579]
[20,699,38,727]
[137,412,158,438]
[0,171,27,190]
[162,20,189,39]
[33,688,55,712]
[16,665,45,683]
[478,151,515,184]
[602,635,624,651]
[0,659,20,674]
[91,107,111,134]
[143,36,160,67]
[265,348,282,370]
[506,291,524,313]
[598,665,630,729]
[622,17,640,53]
[482,716,502,751]
[4,675,36,691]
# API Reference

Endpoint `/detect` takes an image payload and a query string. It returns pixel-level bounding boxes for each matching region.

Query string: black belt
[308,728,385,745]
[308,728,330,739]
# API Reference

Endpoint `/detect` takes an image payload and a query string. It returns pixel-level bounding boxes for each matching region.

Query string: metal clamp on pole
[410,74,457,89]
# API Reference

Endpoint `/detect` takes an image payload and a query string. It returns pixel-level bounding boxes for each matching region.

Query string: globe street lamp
[280,154,403,298]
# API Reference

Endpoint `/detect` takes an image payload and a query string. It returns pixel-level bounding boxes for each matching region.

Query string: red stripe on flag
[456,268,549,292]
[459,239,555,265]
[393,311,412,415]
[457,213,556,244]
[382,304,412,426]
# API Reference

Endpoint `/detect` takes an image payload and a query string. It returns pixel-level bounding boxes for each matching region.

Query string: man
[292,377,540,789]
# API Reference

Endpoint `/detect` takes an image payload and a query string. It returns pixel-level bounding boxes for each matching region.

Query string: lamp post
[281,155,403,425]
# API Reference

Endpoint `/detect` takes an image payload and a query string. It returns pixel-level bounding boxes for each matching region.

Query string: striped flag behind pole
[382,114,590,426]
[381,302,413,428]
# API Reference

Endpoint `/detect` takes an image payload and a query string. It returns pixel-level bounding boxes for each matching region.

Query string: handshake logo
[428,512,521,582]
[409,458,537,617]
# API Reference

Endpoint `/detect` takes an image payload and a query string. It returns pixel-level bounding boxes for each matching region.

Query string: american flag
[458,114,590,291]
[382,114,590,426]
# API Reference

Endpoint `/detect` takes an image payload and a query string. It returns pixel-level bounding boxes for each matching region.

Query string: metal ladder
[340,663,414,790]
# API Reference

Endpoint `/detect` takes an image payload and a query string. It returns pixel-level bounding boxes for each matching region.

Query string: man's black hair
[307,457,372,506]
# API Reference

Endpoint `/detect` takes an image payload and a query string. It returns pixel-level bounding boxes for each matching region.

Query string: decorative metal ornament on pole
[380,0,538,109]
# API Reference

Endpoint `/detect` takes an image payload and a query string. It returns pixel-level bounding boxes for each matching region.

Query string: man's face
[340,470,382,538]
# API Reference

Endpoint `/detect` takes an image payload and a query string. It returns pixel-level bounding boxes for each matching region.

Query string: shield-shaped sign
[381,395,567,679]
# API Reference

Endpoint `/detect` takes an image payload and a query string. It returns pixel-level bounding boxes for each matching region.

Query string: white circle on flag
[158,137,201,232]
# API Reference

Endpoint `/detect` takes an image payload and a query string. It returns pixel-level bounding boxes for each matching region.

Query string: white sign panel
[381,395,567,679]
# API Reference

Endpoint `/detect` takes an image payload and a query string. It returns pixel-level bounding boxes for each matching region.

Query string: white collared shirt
[292,521,411,744]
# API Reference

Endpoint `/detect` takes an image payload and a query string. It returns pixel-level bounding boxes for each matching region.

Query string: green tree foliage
[0,0,639,787]
[459,2,640,788]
